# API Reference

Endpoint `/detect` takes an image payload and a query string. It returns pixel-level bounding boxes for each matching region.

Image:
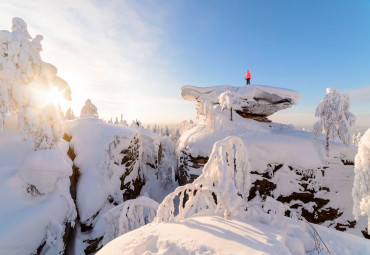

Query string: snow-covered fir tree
[108,117,113,124]
[119,114,124,125]
[313,88,356,156]
[80,99,98,118]
[352,128,370,234]
[164,125,170,136]
[114,116,119,125]
[152,124,158,134]
[0,18,71,149]
[65,107,75,120]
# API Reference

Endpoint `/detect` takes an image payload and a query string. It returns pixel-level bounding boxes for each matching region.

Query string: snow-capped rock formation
[177,85,368,239]
[181,85,301,122]
[98,136,370,255]
[65,118,163,253]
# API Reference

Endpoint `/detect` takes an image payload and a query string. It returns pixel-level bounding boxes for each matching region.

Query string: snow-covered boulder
[20,149,72,194]
[181,85,301,122]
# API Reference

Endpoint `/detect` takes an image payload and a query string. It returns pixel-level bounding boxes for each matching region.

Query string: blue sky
[1,0,370,127]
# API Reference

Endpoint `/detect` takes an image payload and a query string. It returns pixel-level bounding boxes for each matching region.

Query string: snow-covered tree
[119,114,124,125]
[108,117,113,124]
[102,196,159,245]
[313,88,356,156]
[178,120,194,135]
[80,99,98,118]
[156,136,251,222]
[164,125,170,136]
[65,107,75,120]
[352,129,370,234]
[131,120,141,129]
[353,132,363,146]
[218,90,243,121]
[0,18,71,150]
[114,116,119,125]
[152,124,158,134]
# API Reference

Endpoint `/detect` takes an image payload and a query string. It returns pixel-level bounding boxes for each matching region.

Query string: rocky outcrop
[181,85,301,122]
[61,125,162,254]
[177,156,367,238]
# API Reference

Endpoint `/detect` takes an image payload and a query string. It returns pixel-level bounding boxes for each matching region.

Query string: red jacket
[245,70,251,79]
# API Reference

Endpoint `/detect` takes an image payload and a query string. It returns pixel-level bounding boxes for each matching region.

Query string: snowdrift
[97,215,370,255]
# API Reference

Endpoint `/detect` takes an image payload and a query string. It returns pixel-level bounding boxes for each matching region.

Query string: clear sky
[1,0,370,127]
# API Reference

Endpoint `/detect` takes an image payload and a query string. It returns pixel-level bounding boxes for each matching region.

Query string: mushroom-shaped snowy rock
[181,85,301,122]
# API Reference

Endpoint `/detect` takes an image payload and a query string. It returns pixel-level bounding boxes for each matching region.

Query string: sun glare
[47,87,65,106]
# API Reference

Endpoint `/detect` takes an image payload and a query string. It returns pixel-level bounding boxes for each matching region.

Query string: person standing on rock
[245,70,251,85]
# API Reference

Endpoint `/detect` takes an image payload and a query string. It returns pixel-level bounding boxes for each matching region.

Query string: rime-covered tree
[164,125,170,136]
[313,88,356,156]
[156,136,251,221]
[80,99,98,118]
[152,124,158,134]
[0,18,71,149]
[108,117,113,124]
[114,117,119,125]
[119,114,124,125]
[352,129,370,234]
[65,107,75,120]
[218,90,243,121]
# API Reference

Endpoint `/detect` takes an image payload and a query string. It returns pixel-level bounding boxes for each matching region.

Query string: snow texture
[352,128,370,233]
[98,215,370,255]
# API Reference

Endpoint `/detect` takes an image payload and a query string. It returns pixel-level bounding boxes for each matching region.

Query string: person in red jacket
[245,70,251,85]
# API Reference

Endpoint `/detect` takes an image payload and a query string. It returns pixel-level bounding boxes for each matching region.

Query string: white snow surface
[0,116,76,255]
[178,114,335,172]
[181,84,301,105]
[97,215,370,255]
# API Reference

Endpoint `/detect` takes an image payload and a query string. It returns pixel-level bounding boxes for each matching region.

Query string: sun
[46,86,65,106]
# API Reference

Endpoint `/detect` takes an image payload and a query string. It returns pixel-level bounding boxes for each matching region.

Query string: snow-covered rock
[176,104,367,238]
[65,118,163,253]
[181,85,301,122]
[20,149,72,194]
